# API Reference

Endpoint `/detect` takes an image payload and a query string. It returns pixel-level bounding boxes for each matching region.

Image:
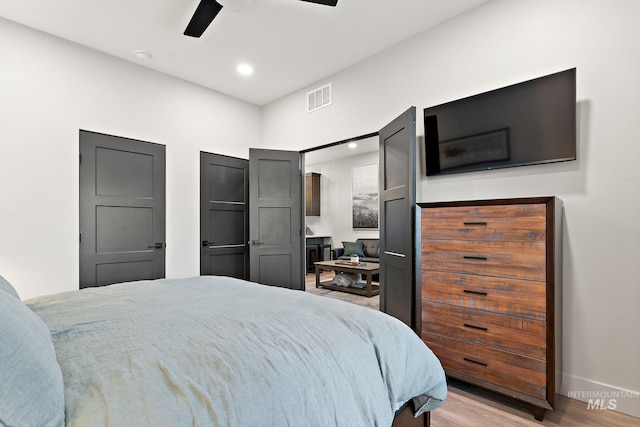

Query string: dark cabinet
[305,173,321,216]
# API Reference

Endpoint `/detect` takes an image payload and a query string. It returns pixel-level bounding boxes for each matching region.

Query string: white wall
[2,0,639,418]
[263,0,640,418]
[306,150,379,249]
[0,18,261,299]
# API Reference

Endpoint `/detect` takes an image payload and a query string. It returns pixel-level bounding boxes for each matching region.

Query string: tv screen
[424,68,576,176]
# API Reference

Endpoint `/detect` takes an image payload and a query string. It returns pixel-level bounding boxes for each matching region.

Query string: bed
[1,274,446,427]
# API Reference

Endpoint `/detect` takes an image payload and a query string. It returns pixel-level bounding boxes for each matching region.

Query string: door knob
[248,240,265,246]
[148,243,164,249]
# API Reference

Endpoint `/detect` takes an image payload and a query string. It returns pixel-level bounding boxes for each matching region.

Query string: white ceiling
[0,0,487,106]
[304,134,378,165]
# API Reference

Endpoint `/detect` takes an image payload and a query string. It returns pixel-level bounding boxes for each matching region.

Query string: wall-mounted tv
[424,68,576,176]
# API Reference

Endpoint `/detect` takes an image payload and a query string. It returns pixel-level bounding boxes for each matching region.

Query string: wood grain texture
[422,301,546,359]
[424,332,547,399]
[421,203,547,242]
[418,197,560,419]
[422,270,547,320]
[421,239,546,281]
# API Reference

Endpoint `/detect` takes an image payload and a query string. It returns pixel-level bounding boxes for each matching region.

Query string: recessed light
[134,50,152,61]
[348,142,357,149]
[237,64,253,75]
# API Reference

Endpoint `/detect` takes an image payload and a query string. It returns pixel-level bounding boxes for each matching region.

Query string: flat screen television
[424,68,576,176]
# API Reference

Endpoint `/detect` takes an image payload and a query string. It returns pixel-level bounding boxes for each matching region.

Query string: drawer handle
[384,251,406,258]
[464,255,488,261]
[463,221,488,226]
[464,323,488,332]
[463,357,488,367]
[463,289,488,296]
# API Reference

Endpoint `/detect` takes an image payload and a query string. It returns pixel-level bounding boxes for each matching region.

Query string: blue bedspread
[27,276,446,426]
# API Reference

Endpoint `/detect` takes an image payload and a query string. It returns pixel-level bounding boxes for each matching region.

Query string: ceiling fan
[184,0,339,38]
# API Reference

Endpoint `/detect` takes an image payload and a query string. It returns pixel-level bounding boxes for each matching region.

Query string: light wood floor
[305,270,379,309]
[434,379,640,427]
[304,273,640,427]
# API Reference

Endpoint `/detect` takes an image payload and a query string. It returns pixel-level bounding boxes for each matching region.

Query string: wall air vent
[307,83,332,113]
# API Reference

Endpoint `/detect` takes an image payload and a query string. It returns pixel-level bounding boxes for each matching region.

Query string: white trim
[560,373,640,419]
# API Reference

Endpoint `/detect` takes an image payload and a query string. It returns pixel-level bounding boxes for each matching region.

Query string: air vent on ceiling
[307,83,332,113]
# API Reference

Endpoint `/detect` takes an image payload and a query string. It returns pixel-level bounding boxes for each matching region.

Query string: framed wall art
[352,163,379,229]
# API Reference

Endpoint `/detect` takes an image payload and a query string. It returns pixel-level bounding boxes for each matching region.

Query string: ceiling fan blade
[184,0,223,38]
[299,0,338,6]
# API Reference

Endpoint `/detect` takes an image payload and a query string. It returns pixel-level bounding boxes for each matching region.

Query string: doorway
[301,106,417,329]
[200,152,249,279]
[302,133,381,310]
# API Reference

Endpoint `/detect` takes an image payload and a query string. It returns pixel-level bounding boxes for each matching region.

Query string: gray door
[248,149,304,290]
[200,152,249,279]
[79,130,166,288]
[379,107,417,327]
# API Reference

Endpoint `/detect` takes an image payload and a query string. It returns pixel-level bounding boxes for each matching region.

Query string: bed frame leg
[390,404,430,427]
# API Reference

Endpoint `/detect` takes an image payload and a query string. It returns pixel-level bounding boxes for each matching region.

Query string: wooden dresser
[417,197,562,421]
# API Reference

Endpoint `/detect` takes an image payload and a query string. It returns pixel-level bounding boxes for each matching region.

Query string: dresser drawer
[422,270,546,320]
[421,203,547,242]
[422,239,546,281]
[421,301,546,359]
[424,333,547,400]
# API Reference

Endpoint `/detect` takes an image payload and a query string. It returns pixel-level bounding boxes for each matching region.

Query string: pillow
[0,290,65,427]
[0,273,20,300]
[342,241,365,257]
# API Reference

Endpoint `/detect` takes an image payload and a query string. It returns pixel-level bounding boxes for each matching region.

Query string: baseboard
[560,373,640,419]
